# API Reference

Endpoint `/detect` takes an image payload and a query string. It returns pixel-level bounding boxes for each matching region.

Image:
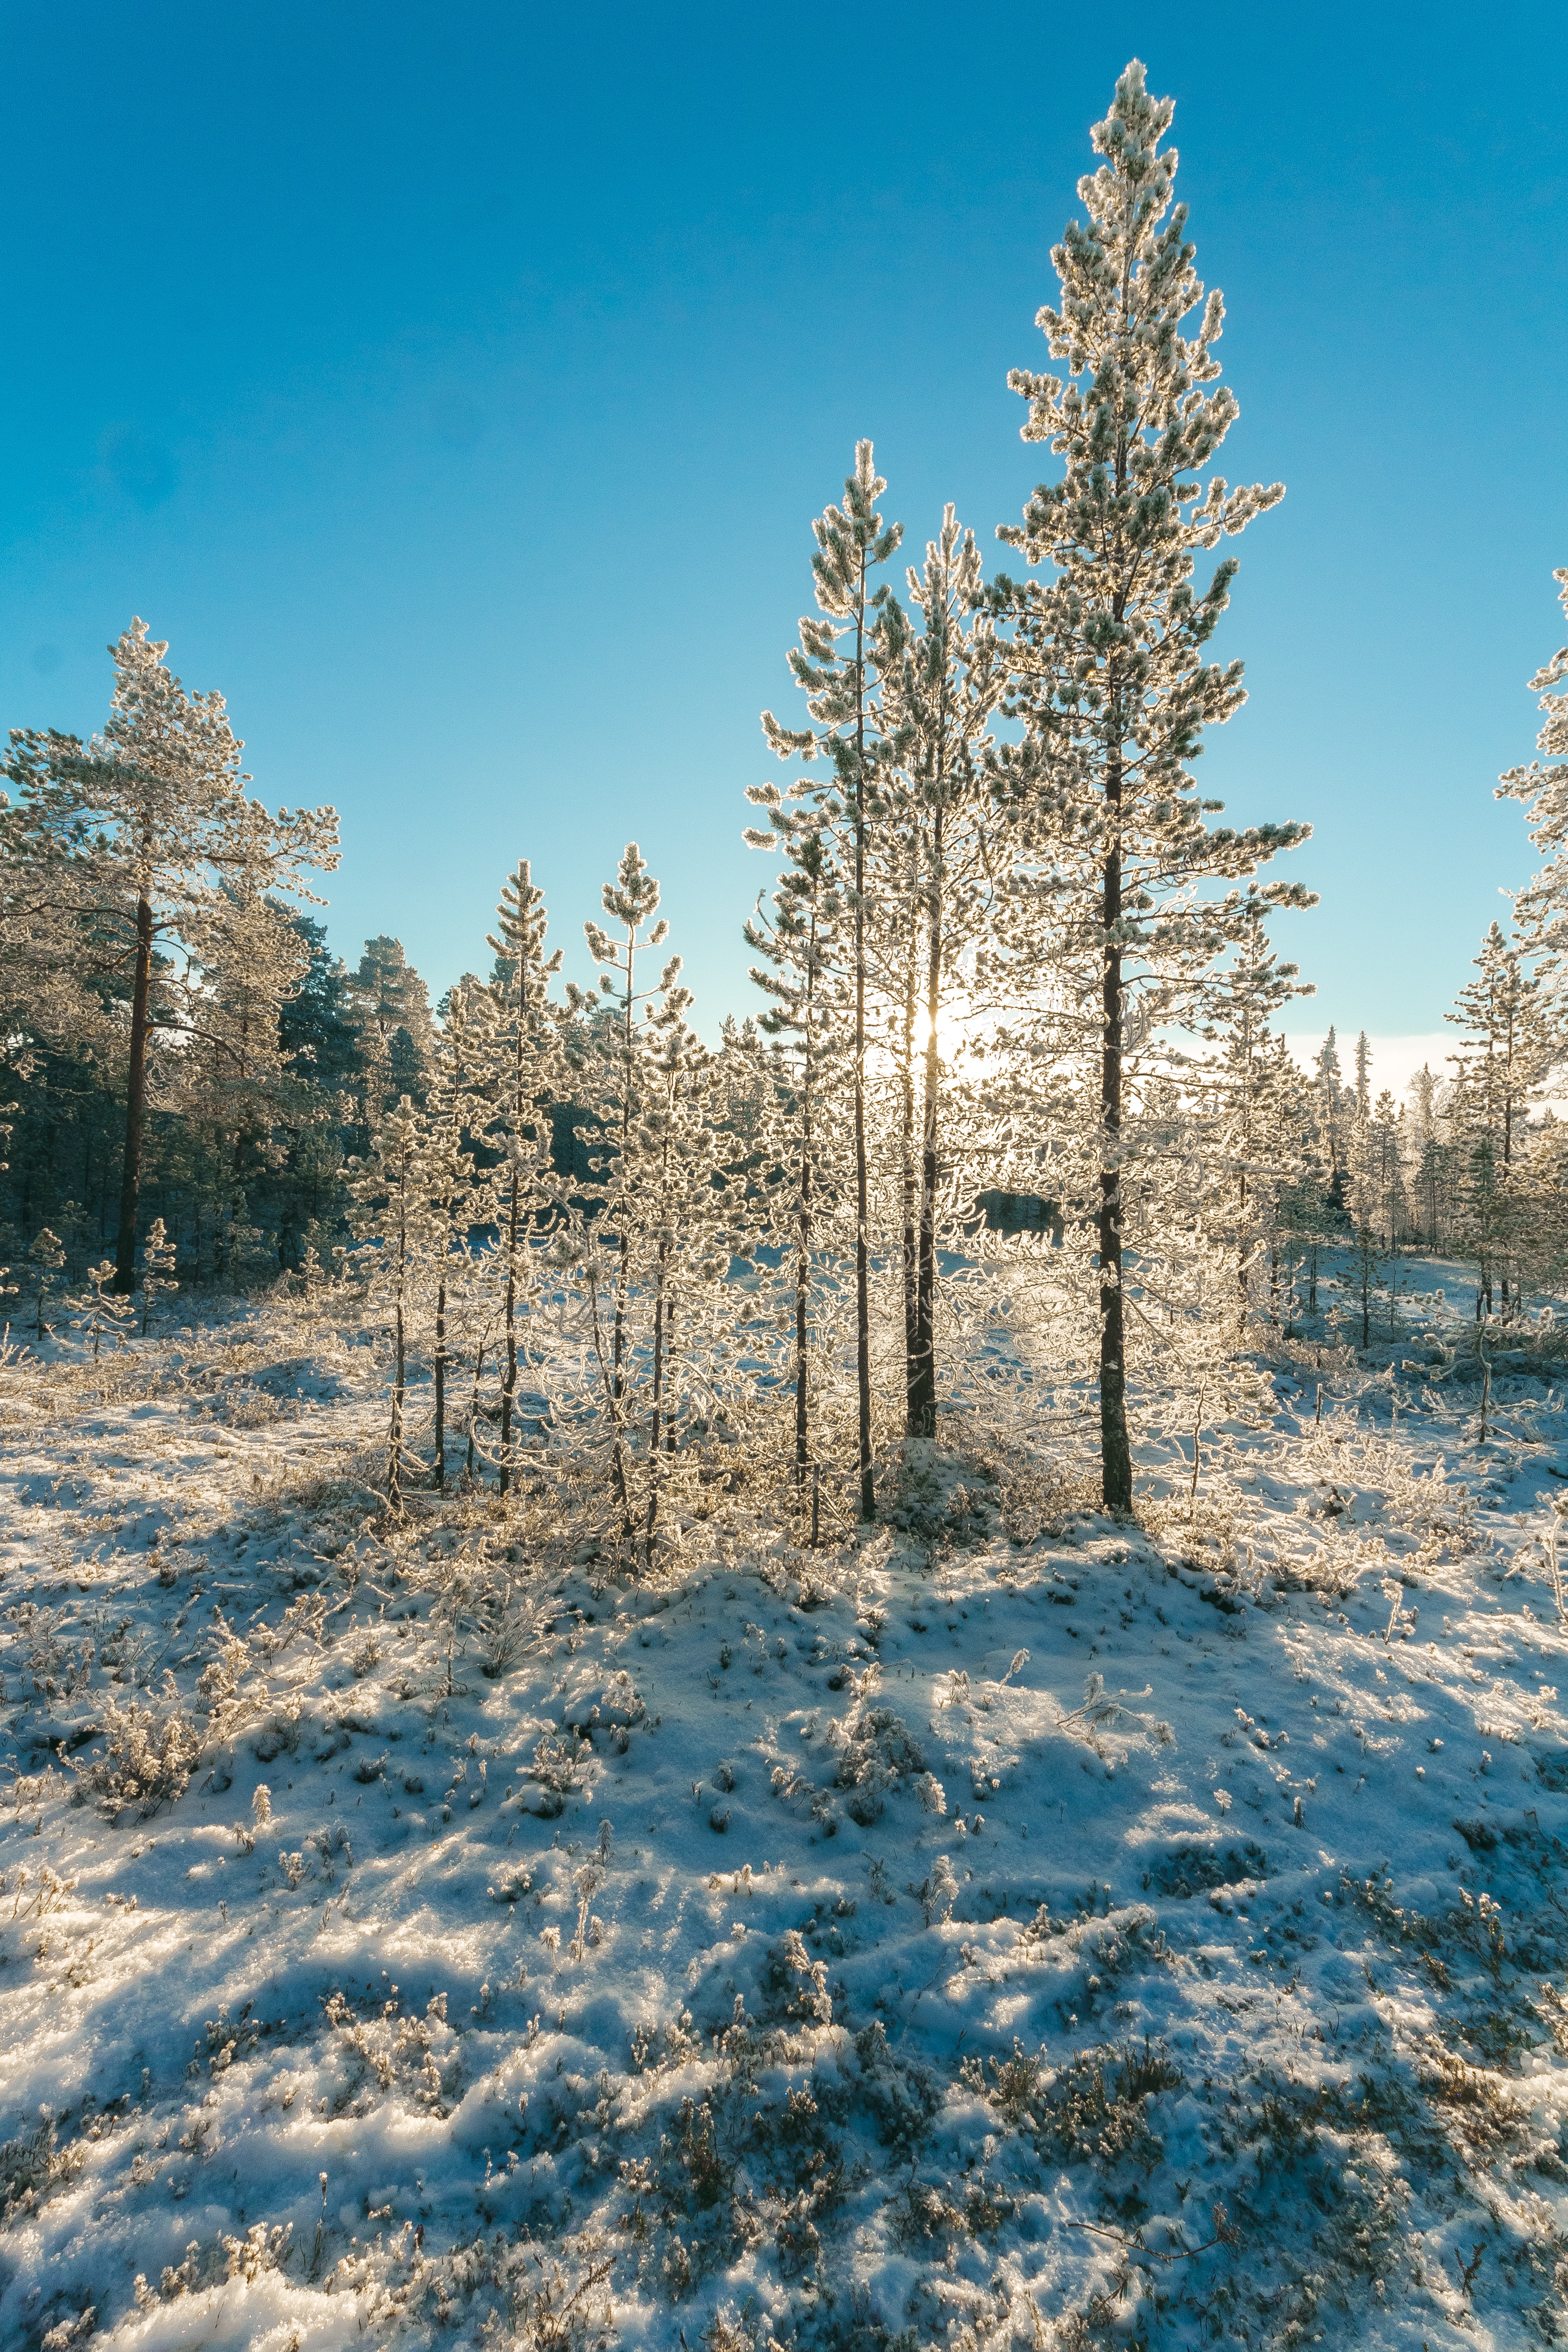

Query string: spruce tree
[991,61,1310,1511]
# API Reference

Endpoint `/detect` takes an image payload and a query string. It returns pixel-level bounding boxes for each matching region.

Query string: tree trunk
[900,944,918,1426]
[853,599,875,1521]
[1099,799,1132,1514]
[499,1166,520,1495]
[910,833,942,1441]
[113,893,155,1293]
[389,1287,406,1513]
[432,1274,447,1488]
[465,1339,487,1480]
[646,1238,669,1547]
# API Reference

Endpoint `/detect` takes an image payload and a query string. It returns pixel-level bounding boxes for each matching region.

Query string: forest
[1,60,1567,2352]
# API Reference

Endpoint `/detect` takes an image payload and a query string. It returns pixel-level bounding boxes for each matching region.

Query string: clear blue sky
[2,2,1565,1038]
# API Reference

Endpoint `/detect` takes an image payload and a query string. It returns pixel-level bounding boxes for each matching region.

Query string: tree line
[2,61,1565,1542]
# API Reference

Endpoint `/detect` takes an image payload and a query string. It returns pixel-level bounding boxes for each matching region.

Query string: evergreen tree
[762,445,903,1520]
[22,1225,65,1343]
[1446,919,1552,1314]
[137,1217,178,1335]
[423,986,483,1489]
[991,61,1310,1511]
[72,1258,134,1359]
[1499,565,1568,996]
[483,861,565,1494]
[744,799,850,1497]
[2,620,337,1289]
[348,1097,438,1513]
[881,507,1003,1440]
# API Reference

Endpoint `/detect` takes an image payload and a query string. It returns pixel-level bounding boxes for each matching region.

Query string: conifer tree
[137,1218,179,1335]
[1446,920,1552,1314]
[424,986,484,1488]
[763,446,903,1519]
[880,508,1003,1439]
[1196,908,1309,1328]
[1499,566,1568,992]
[743,801,849,1495]
[73,1259,135,1359]
[2,621,338,1289]
[567,844,671,1538]
[483,861,565,1494]
[991,61,1310,1511]
[348,1097,437,1512]
[23,1226,65,1343]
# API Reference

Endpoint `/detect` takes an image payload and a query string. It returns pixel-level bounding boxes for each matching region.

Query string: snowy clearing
[2,1270,1567,2352]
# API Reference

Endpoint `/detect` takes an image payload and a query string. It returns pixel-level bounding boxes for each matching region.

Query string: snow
[2,1269,1567,2351]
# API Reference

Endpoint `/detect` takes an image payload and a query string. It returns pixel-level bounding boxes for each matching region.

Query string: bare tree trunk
[113,893,154,1294]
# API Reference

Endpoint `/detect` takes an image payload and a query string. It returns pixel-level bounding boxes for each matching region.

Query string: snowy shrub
[962,2036,1047,2127]
[763,1929,833,2025]
[828,1701,925,1825]
[68,1678,202,1818]
[629,2009,701,2075]
[0,2112,86,2222]
[853,2020,943,2153]
[1147,1839,1270,1899]
[914,1854,959,1925]
[321,1986,458,2115]
[1030,2036,1183,2169]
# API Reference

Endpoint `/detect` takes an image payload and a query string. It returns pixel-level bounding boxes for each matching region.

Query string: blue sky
[2,2,1565,1046]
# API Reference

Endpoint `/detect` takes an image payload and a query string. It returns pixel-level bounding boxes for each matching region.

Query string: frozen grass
[1,1268,1568,2349]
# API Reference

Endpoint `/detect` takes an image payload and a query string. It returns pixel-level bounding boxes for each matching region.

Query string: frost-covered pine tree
[423,985,485,1488]
[1445,920,1552,1316]
[72,1259,135,1359]
[1194,905,1310,1329]
[1314,1027,1346,1201]
[2,621,338,1289]
[743,800,851,1494]
[348,1096,439,1511]
[991,61,1311,1511]
[566,846,745,1556]
[483,860,566,1494]
[22,1226,65,1344]
[137,1218,178,1335]
[1499,566,1568,997]
[763,445,903,1520]
[877,508,1003,1440]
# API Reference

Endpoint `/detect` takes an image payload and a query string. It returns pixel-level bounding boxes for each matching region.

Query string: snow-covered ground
[2,1269,1568,2352]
